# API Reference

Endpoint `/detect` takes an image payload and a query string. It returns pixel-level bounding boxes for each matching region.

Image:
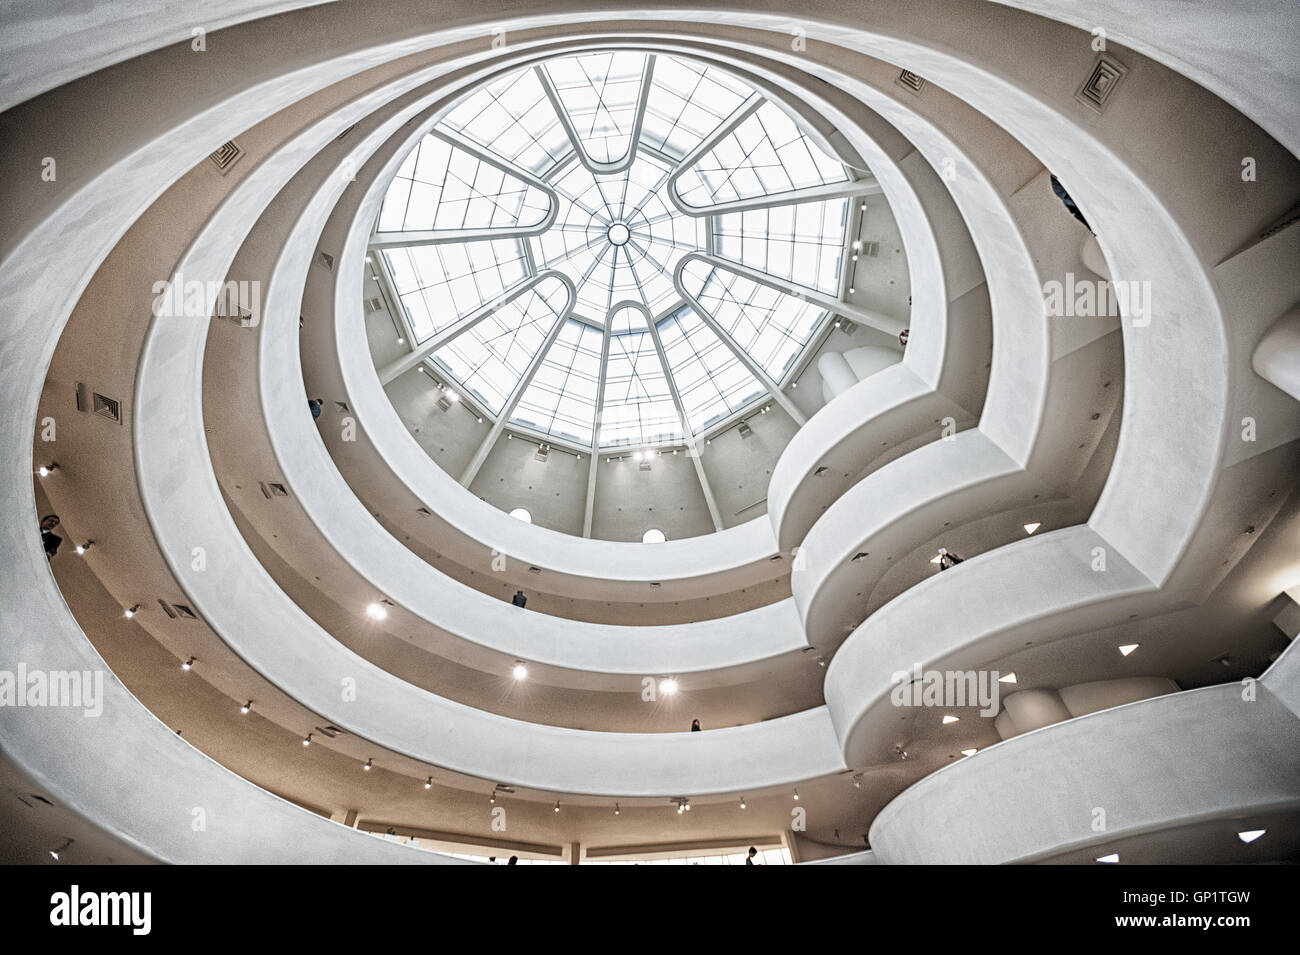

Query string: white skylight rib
[532,153,703,320]
[673,100,848,210]
[713,197,849,294]
[375,132,552,235]
[543,52,649,168]
[383,240,527,344]
[429,274,569,413]
[510,318,604,444]
[656,305,767,432]
[679,257,829,381]
[439,67,571,174]
[599,325,684,447]
[639,57,753,161]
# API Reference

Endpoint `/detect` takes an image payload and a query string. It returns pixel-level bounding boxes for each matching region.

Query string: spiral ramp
[2,0,1298,864]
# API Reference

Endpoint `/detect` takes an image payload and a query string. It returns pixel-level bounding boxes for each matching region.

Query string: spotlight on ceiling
[424,777,433,790]
[658,678,678,697]
[614,803,620,815]
[512,662,529,681]
[1095,853,1119,864]
[998,673,1017,684]
[554,801,560,813]
[123,605,140,619]
[363,758,373,771]
[739,796,747,809]
[793,789,800,801]
[302,734,312,747]
[181,657,194,672]
[941,715,959,724]
[1237,829,1266,844]
[240,700,252,714]
[75,540,93,555]
[960,748,978,757]
[49,839,73,862]
[1023,522,1042,534]
[37,463,58,477]
[1118,643,1139,656]
[365,602,388,621]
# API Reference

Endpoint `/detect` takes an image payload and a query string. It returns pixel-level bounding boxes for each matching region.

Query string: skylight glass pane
[545,52,648,166]
[675,101,848,209]
[439,67,571,174]
[657,305,766,432]
[429,275,568,413]
[681,259,829,381]
[639,56,752,160]
[599,329,683,447]
[376,133,552,234]
[382,240,527,344]
[510,319,604,444]
[714,197,848,294]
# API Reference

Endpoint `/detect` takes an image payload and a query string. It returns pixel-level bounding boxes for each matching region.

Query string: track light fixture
[302,733,312,747]
[181,657,194,671]
[554,800,560,813]
[49,838,73,861]
[75,540,93,555]
[123,604,140,619]
[363,757,373,771]
[37,462,58,477]
[240,700,251,714]
[424,777,432,790]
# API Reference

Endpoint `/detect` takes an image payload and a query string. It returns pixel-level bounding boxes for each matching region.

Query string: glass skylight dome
[373,51,878,452]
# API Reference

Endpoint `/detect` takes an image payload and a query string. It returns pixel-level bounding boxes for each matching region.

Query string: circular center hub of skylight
[606,222,631,246]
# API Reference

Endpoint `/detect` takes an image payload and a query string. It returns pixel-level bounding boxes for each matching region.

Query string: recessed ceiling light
[365,602,388,621]
[512,663,528,681]
[659,678,678,696]
[1095,853,1119,864]
[1023,522,1041,534]
[1118,643,1139,656]
[960,748,978,757]
[1237,829,1266,844]
[999,673,1017,684]
[942,715,959,724]
[929,552,944,564]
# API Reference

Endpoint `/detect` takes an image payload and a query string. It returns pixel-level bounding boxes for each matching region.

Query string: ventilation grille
[315,725,346,738]
[158,600,198,620]
[1076,55,1127,112]
[534,445,550,463]
[437,395,453,412]
[259,481,289,499]
[638,459,651,471]
[366,297,384,313]
[93,392,121,422]
[860,241,880,257]
[814,466,830,477]
[316,250,335,271]
[208,140,243,174]
[738,422,754,438]
[896,70,925,93]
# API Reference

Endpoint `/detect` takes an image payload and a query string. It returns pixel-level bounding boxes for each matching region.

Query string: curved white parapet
[191,52,808,682]
[868,684,1300,864]
[1253,305,1300,403]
